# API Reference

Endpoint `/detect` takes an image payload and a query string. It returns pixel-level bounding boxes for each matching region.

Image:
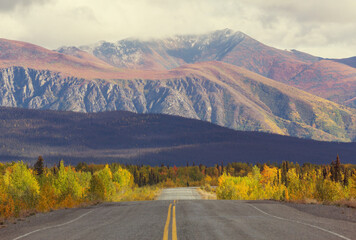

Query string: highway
[157,187,202,200]
[1,188,355,240]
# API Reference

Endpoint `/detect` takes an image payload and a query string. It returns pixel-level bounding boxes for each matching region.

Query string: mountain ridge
[65,29,355,108]
[0,34,355,142]
[0,62,354,142]
[328,56,356,68]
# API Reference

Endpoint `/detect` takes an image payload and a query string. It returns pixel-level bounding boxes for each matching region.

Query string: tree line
[0,157,133,220]
[217,155,355,203]
[0,155,355,220]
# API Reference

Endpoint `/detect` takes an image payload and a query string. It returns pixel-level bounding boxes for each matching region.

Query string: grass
[198,184,217,200]
[112,186,161,202]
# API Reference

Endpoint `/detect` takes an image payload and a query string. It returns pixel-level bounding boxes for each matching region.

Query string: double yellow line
[163,200,178,240]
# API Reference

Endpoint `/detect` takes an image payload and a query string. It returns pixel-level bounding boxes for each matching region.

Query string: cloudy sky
[0,0,355,58]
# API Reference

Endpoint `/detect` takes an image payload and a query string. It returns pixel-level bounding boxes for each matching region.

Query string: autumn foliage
[217,157,356,204]
[0,156,354,221]
[0,160,133,220]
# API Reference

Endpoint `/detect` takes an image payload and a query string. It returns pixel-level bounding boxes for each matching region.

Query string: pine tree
[322,166,327,180]
[281,161,289,187]
[148,169,154,185]
[330,161,335,181]
[276,169,280,184]
[331,155,342,183]
[343,168,349,186]
[199,164,203,172]
[335,155,341,182]
[52,164,58,175]
[58,160,63,170]
[34,156,44,176]
[133,169,139,185]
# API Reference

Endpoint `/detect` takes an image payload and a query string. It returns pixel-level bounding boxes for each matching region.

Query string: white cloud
[0,0,51,12]
[0,0,355,58]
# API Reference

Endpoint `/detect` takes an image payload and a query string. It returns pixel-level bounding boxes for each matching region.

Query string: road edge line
[247,203,351,240]
[12,209,95,240]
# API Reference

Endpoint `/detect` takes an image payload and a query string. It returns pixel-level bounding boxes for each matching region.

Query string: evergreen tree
[199,164,203,172]
[330,161,335,181]
[34,156,44,176]
[281,161,289,187]
[58,160,63,170]
[52,164,58,175]
[322,166,327,179]
[335,155,341,182]
[331,155,342,183]
[133,169,139,185]
[343,168,349,186]
[276,169,280,184]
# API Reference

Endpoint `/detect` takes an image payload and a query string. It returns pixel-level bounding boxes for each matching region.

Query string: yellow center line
[172,205,177,240]
[163,203,172,240]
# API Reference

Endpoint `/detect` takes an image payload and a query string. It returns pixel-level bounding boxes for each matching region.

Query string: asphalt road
[157,187,202,200]
[1,188,355,240]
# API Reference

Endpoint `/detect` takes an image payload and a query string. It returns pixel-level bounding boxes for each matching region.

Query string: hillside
[0,38,120,79]
[0,37,355,142]
[71,29,356,108]
[328,56,356,68]
[0,107,355,166]
[0,61,355,142]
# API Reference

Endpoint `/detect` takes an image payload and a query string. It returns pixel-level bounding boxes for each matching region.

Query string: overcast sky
[0,0,355,58]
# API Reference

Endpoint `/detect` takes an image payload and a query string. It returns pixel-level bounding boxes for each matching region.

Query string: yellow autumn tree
[94,165,116,200]
[53,161,83,202]
[3,162,39,209]
[113,166,133,191]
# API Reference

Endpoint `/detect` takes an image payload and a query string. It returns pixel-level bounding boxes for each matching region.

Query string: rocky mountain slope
[67,29,356,108]
[0,36,355,142]
[0,61,354,142]
[0,107,355,165]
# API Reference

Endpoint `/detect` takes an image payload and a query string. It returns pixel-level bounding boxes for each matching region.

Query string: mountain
[0,36,355,142]
[71,29,356,108]
[328,56,356,68]
[0,107,355,166]
[75,29,320,71]
[0,61,354,142]
[0,38,119,79]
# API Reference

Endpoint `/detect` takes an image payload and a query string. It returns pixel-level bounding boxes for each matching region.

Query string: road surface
[157,187,201,200]
[1,188,355,240]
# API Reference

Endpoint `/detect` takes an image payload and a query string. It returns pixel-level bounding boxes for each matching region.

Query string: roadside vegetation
[0,155,355,223]
[0,157,134,222]
[216,156,356,207]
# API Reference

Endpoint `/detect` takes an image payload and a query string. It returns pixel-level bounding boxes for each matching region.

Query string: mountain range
[0,29,355,142]
[0,107,355,165]
[68,29,356,109]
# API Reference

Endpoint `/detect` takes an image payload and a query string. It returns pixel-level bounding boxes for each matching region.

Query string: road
[157,187,201,200]
[1,188,355,240]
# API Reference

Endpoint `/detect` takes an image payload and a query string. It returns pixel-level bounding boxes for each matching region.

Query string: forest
[216,156,355,204]
[0,156,355,222]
